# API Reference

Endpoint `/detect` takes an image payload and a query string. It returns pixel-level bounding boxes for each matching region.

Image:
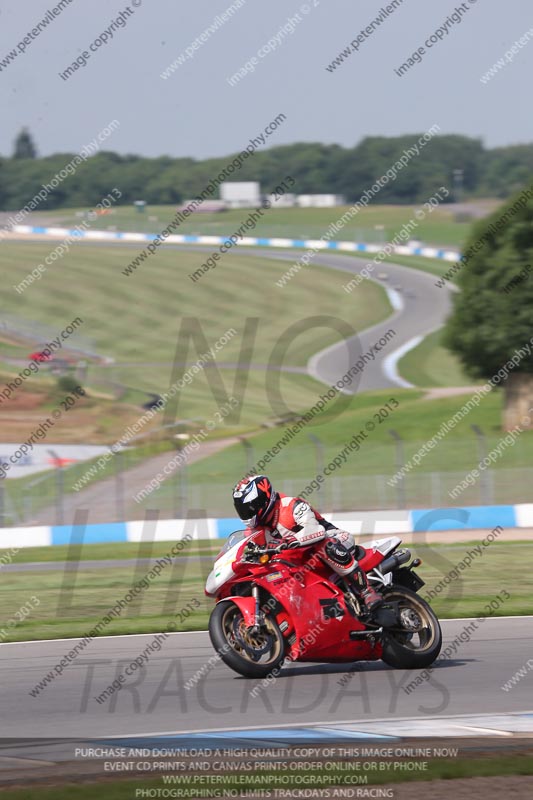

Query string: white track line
[306,280,405,392]
[383,322,448,389]
[383,335,421,388]
[384,285,404,312]
[5,615,533,646]
[457,725,514,736]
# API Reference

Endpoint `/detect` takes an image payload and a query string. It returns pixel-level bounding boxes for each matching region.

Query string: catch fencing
[2,425,532,526]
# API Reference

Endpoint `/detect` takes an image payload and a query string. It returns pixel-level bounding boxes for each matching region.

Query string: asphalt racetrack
[3,617,531,739]
[221,245,454,392]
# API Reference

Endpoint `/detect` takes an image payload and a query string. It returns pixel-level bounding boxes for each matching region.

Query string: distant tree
[0,158,6,207]
[444,182,533,429]
[481,144,533,198]
[2,133,533,211]
[13,128,37,159]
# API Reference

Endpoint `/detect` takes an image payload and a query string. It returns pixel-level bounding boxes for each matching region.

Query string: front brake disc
[232,617,273,660]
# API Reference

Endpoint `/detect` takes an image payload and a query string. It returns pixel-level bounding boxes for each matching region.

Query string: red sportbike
[206,529,441,678]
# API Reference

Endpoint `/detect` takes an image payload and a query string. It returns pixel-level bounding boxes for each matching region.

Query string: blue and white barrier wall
[10,225,461,263]
[2,504,532,548]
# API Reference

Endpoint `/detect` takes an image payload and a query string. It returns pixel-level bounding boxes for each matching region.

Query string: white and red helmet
[232,475,278,528]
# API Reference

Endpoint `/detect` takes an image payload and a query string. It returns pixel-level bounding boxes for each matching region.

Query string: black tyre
[380,586,442,669]
[208,599,287,679]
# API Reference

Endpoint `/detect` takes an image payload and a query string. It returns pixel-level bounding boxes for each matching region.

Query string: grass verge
[133,385,533,514]
[0,541,530,642]
[0,752,532,798]
[31,201,478,247]
[2,242,390,387]
[397,329,477,388]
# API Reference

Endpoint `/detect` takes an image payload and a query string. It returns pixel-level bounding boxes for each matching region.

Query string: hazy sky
[1,0,531,159]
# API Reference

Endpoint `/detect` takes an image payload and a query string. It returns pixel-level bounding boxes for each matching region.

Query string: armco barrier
[410,504,517,532]
[51,521,128,546]
[0,504,529,547]
[9,225,462,263]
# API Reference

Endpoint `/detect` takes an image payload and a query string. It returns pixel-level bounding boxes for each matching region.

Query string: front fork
[251,584,265,633]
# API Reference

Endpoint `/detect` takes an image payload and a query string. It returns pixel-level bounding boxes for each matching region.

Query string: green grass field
[6,384,527,521]
[5,539,221,564]
[398,329,476,387]
[2,753,533,798]
[7,383,522,523]
[132,385,533,514]
[32,201,485,248]
[1,241,391,430]
[2,753,531,799]
[0,540,530,642]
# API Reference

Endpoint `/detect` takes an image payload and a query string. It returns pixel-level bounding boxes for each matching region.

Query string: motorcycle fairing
[248,566,382,664]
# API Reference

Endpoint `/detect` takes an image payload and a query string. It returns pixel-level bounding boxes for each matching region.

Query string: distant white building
[220,181,261,208]
[267,192,297,208]
[297,194,345,208]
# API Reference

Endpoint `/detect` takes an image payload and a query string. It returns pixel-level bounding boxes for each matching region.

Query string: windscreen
[218,529,249,555]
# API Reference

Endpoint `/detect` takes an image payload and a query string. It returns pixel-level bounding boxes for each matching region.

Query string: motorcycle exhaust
[378,549,411,575]
[349,628,383,639]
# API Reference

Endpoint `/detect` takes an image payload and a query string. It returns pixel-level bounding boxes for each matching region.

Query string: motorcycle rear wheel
[380,586,442,669]
[209,599,287,678]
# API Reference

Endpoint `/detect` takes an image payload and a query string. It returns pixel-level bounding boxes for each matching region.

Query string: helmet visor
[233,493,265,523]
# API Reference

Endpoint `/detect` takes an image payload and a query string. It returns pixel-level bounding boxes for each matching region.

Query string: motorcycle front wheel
[380,586,442,669]
[208,599,287,678]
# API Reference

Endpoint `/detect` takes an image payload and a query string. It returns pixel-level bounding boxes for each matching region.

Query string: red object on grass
[29,351,53,362]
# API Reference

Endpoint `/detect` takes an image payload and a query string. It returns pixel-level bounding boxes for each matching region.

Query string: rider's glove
[282,536,301,549]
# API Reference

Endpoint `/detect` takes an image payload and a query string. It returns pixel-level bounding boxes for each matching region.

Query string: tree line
[2,128,533,211]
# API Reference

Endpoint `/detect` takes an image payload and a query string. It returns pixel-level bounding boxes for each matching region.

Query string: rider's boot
[320,538,382,614]
[349,566,382,613]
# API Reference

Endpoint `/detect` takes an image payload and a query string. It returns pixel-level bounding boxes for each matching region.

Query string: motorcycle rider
[232,474,382,613]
